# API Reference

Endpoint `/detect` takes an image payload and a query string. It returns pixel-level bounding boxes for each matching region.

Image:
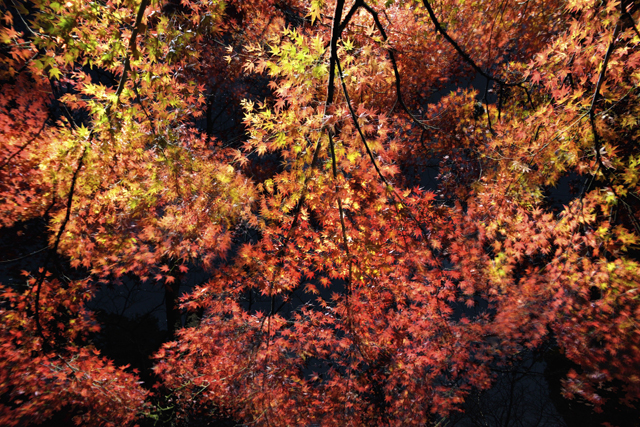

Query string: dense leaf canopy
[1,0,640,425]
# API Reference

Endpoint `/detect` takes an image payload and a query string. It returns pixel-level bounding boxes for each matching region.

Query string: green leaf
[48,67,62,80]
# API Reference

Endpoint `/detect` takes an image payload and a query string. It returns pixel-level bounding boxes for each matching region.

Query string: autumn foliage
[1,0,640,425]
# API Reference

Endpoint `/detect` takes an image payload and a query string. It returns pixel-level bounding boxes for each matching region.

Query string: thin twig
[0,118,48,170]
[328,130,353,300]
[0,245,50,264]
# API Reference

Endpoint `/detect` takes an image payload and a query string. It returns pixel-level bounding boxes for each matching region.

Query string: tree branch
[420,0,516,87]
[107,0,150,116]
[0,117,48,171]
[34,144,87,351]
[360,2,437,131]
[419,0,534,110]
[335,56,432,241]
[589,23,620,180]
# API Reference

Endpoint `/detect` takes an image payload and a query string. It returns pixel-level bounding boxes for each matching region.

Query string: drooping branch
[325,6,353,289]
[258,1,354,326]
[589,23,620,180]
[325,0,347,107]
[283,0,349,238]
[107,0,150,115]
[33,144,88,350]
[419,0,534,111]
[360,2,436,131]
[277,0,351,251]
[335,55,454,343]
[335,56,387,185]
[420,0,516,87]
[335,56,432,241]
[328,129,352,296]
[132,77,156,134]
[256,16,363,312]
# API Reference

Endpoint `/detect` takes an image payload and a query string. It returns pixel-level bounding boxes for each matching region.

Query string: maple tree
[1,0,640,425]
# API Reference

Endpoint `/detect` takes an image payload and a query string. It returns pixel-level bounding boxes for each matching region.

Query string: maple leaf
[307,0,324,24]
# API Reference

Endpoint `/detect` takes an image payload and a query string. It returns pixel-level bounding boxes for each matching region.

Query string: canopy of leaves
[1,0,640,425]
